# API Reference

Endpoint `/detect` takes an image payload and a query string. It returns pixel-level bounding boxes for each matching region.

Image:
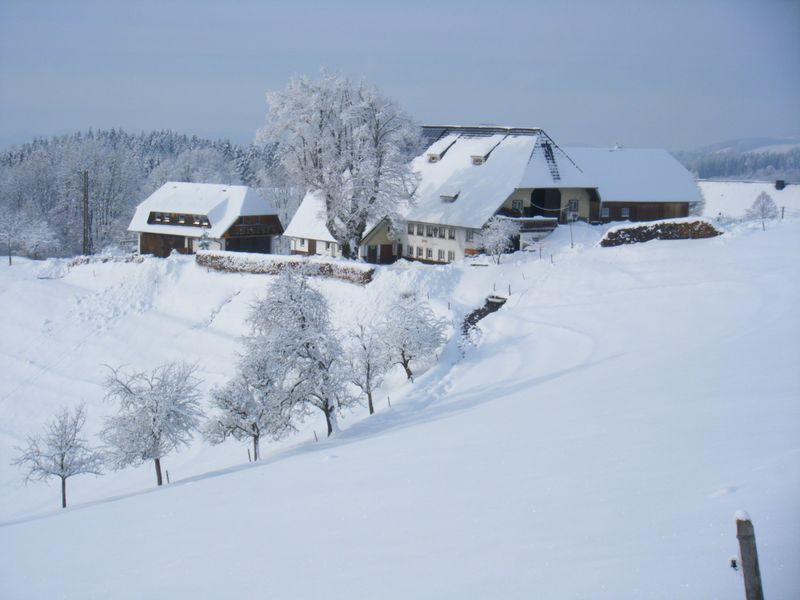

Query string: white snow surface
[128,181,278,239]
[699,180,800,219]
[282,190,338,243]
[1,220,799,599]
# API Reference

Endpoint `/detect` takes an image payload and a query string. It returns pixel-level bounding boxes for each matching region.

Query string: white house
[128,182,283,257]
[282,190,341,258]
[391,125,701,263]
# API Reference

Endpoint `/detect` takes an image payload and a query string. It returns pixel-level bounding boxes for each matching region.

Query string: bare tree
[12,404,103,508]
[348,321,391,415]
[204,373,289,461]
[383,294,447,381]
[745,191,779,231]
[101,362,203,486]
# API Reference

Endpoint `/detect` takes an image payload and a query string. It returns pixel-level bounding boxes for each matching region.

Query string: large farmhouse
[128,182,283,257]
[368,125,701,263]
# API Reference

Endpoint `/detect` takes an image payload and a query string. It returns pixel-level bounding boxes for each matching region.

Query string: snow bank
[196,250,374,284]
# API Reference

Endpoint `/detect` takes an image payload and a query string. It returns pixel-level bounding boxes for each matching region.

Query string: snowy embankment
[0,221,798,599]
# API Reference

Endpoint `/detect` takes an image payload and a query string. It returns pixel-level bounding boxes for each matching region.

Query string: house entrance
[530,189,562,218]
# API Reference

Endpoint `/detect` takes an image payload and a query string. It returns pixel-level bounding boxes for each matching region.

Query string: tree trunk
[61,477,67,508]
[367,390,374,415]
[325,409,333,437]
[402,360,414,382]
[154,457,163,486]
[253,435,260,462]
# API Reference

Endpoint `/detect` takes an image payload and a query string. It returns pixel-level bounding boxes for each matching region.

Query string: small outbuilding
[128,182,283,257]
[283,191,341,257]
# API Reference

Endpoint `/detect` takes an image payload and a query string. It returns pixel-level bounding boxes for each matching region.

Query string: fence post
[247,448,251,463]
[736,513,764,600]
[165,470,170,484]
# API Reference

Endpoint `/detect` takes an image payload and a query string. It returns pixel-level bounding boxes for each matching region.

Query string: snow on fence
[600,218,723,247]
[196,251,375,284]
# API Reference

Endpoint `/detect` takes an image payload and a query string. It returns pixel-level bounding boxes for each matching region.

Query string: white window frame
[601,207,610,218]
[447,250,455,262]
[426,248,433,260]
[621,207,631,219]
[466,229,475,243]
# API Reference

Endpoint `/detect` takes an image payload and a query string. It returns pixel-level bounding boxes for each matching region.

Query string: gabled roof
[283,190,337,243]
[407,132,539,229]
[128,182,279,238]
[564,147,701,204]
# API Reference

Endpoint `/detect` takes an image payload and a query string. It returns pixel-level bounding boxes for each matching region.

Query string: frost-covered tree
[481,216,520,264]
[745,191,779,230]
[0,207,22,265]
[245,270,354,436]
[348,321,391,415]
[383,294,447,381]
[101,362,203,486]
[12,404,103,508]
[204,372,289,461]
[258,71,420,258]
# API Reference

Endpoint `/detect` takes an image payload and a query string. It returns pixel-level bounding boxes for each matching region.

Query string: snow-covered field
[0,219,798,598]
[699,180,800,219]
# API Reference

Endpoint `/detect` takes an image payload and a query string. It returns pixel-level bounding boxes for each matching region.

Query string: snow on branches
[481,216,520,264]
[101,362,203,486]
[383,293,447,382]
[12,404,103,508]
[259,71,420,258]
[244,269,355,436]
[745,191,779,230]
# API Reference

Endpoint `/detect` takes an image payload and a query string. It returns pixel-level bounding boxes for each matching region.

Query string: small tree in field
[12,404,103,508]
[745,192,779,231]
[101,362,203,486]
[204,372,289,461]
[481,216,520,264]
[383,294,447,381]
[245,270,354,436]
[348,321,392,415]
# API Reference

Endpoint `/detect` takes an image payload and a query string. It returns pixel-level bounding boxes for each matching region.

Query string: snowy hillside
[1,221,798,599]
[699,180,800,220]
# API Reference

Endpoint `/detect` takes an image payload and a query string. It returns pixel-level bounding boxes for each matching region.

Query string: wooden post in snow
[736,513,764,600]
[165,470,170,484]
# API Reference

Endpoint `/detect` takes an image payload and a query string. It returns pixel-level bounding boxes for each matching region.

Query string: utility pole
[736,514,764,600]
[82,170,90,255]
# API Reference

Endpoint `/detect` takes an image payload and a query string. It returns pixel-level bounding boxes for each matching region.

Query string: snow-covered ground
[0,219,798,599]
[699,180,800,220]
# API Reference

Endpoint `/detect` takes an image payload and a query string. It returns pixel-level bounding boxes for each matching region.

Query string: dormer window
[440,192,460,203]
[178,215,186,224]
[427,153,441,163]
[193,215,201,225]
[153,213,162,222]
[163,214,171,223]
[471,155,485,166]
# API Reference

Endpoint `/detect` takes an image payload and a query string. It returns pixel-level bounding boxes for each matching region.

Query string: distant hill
[674,137,800,181]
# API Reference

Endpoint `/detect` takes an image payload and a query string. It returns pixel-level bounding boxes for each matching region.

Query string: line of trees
[12,272,447,507]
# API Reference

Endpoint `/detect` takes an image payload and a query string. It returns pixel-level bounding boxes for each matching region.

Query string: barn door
[308,239,317,254]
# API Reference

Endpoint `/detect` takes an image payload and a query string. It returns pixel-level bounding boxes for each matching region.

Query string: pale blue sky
[1,0,798,150]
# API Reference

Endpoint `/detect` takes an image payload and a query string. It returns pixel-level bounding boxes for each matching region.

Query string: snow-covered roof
[283,190,337,243]
[564,147,702,204]
[128,182,278,239]
[518,138,595,189]
[407,133,539,229]
[697,180,800,218]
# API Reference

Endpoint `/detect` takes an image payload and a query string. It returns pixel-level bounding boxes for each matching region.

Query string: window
[325,242,331,250]
[447,250,455,262]
[438,227,445,239]
[466,229,475,243]
[448,227,455,239]
[426,248,433,259]
[416,224,424,236]
[601,207,610,218]
[397,244,403,256]
[568,199,578,212]
[432,226,439,238]
[407,222,414,235]
[407,245,413,256]
[426,225,433,237]
[621,207,631,219]
[438,249,445,261]
[300,238,306,247]
[416,247,423,258]
[512,199,523,211]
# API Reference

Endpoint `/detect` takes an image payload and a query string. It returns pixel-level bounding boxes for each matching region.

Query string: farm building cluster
[128,125,789,262]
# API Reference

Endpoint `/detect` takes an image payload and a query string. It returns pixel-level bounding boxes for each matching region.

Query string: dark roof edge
[422,125,543,136]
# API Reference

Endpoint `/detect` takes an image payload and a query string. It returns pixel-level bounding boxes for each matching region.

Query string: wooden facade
[599,202,688,223]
